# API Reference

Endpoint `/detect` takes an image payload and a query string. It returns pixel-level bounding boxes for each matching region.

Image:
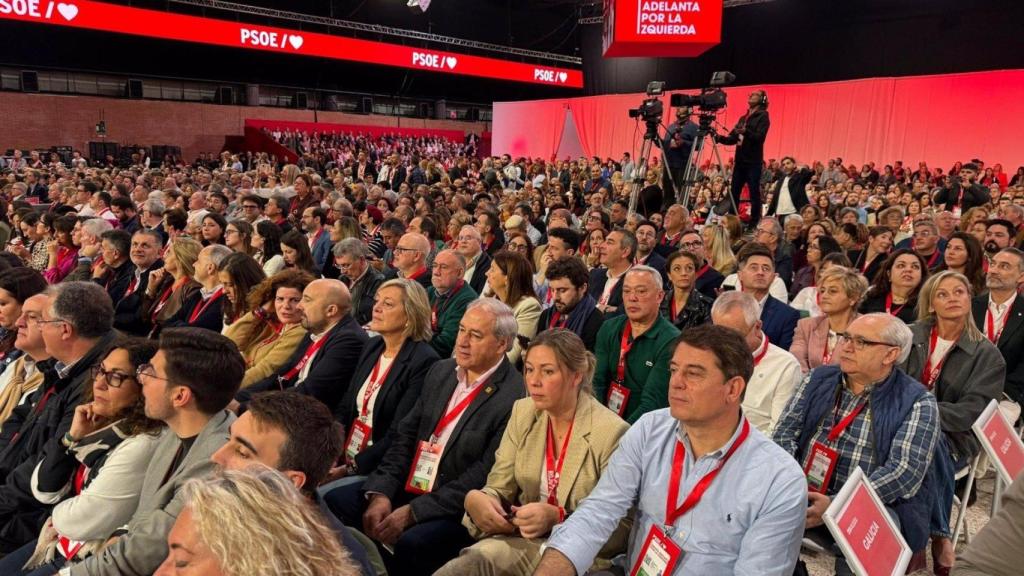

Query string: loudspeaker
[20,71,38,93]
[359,96,373,115]
[125,79,143,99]
[467,107,481,122]
[216,86,234,105]
[246,84,260,106]
[295,92,308,109]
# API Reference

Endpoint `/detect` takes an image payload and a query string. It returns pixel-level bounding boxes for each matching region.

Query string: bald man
[236,279,368,416]
[386,232,432,289]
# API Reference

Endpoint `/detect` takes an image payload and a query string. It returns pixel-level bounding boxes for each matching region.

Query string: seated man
[712,291,802,436]
[67,327,242,575]
[384,232,432,290]
[427,250,478,358]
[325,299,524,576]
[212,392,375,575]
[536,257,603,350]
[113,230,164,336]
[237,279,367,417]
[588,229,635,317]
[773,313,941,574]
[971,247,1024,405]
[723,242,800,349]
[535,325,806,576]
[91,230,135,306]
[333,238,384,327]
[163,244,232,333]
[592,266,679,424]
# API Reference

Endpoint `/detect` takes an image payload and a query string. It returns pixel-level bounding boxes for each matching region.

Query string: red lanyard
[752,336,769,367]
[544,416,575,505]
[615,322,635,384]
[662,232,681,247]
[670,295,680,323]
[72,464,88,495]
[407,267,428,282]
[430,379,488,442]
[695,263,710,279]
[549,310,568,329]
[925,250,940,269]
[281,336,329,381]
[431,281,465,330]
[827,396,868,444]
[665,418,750,526]
[921,327,955,390]
[152,277,189,320]
[986,306,1007,343]
[360,355,395,418]
[188,288,224,323]
[884,293,906,317]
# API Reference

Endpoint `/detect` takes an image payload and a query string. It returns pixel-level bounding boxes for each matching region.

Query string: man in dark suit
[113,230,164,335]
[633,222,668,287]
[236,279,368,416]
[91,229,136,306]
[588,229,636,317]
[972,247,1024,405]
[353,151,377,184]
[736,243,799,349]
[164,244,232,333]
[455,225,492,295]
[324,298,525,576]
[384,233,432,290]
[537,257,603,350]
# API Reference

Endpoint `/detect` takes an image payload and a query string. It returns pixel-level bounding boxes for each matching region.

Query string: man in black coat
[236,279,367,416]
[766,156,815,219]
[716,90,770,228]
[0,282,115,552]
[324,299,525,576]
[113,230,163,336]
[971,247,1024,404]
[536,257,603,350]
[163,244,232,333]
[934,162,991,216]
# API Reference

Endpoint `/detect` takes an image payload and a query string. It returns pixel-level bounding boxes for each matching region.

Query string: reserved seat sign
[823,467,912,576]
[972,398,1024,486]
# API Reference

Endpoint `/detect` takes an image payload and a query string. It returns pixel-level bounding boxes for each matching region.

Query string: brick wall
[0,92,490,160]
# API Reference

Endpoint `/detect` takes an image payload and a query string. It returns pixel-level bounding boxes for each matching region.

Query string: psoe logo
[413,52,457,70]
[534,68,569,84]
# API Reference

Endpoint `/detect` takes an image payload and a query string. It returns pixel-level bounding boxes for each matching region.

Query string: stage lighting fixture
[407,0,432,13]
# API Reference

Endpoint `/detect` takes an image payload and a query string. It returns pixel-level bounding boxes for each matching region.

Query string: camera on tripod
[669,71,735,112]
[628,81,666,124]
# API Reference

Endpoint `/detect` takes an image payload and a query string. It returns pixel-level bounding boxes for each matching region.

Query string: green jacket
[592,314,680,424]
[427,283,478,358]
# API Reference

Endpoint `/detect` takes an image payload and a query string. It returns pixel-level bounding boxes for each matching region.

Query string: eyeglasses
[680,241,703,249]
[91,365,137,388]
[836,333,897,351]
[508,243,528,252]
[26,315,65,327]
[755,228,777,237]
[393,246,418,254]
[241,204,260,210]
[135,363,174,385]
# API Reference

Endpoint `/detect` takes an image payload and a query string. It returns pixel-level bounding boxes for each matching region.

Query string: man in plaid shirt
[773,313,940,575]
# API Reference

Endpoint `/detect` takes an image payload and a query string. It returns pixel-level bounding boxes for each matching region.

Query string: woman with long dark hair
[849,226,894,283]
[252,220,285,277]
[280,229,317,275]
[224,219,255,257]
[200,213,228,246]
[486,250,541,365]
[217,253,267,326]
[937,232,986,296]
[858,248,929,324]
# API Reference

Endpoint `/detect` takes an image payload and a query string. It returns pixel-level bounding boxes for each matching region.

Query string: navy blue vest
[795,365,936,551]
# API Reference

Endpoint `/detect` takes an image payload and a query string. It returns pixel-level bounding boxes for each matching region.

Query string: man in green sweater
[427,249,478,358]
[593,265,680,424]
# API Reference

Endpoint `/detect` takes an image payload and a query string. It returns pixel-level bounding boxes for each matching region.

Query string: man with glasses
[633,222,668,286]
[237,194,267,225]
[427,250,477,358]
[680,230,724,299]
[0,282,115,553]
[455,225,492,295]
[752,217,794,290]
[592,266,680,424]
[333,238,383,326]
[773,313,941,575]
[65,328,241,576]
[385,233,432,290]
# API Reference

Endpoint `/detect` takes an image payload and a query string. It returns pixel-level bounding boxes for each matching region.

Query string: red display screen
[0,0,583,88]
[603,0,723,57]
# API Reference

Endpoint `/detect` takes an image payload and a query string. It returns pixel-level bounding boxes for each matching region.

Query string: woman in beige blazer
[790,266,868,373]
[434,329,630,576]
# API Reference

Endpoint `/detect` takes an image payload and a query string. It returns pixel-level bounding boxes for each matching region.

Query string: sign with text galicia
[823,467,912,576]
[0,0,583,88]
[602,0,723,57]
[972,399,1024,486]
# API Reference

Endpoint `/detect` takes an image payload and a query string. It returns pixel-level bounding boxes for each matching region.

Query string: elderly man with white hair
[773,313,941,575]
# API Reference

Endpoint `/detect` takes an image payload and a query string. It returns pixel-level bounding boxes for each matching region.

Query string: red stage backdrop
[492,69,1024,169]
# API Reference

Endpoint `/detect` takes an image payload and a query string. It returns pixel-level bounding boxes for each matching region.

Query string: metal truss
[167,0,583,65]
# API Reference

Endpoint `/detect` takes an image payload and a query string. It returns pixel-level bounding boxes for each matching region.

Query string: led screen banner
[603,0,723,57]
[0,0,583,88]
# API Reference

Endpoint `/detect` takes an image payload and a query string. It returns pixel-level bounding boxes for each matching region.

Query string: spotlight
[407,0,432,13]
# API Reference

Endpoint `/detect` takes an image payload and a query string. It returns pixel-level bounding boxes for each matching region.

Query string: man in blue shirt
[534,324,806,576]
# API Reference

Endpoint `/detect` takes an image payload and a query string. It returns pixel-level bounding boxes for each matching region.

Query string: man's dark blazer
[468,251,492,295]
[361,357,524,523]
[337,337,439,475]
[972,294,1024,405]
[94,259,135,309]
[113,259,163,336]
[163,289,225,333]
[766,167,815,216]
[694,264,725,300]
[535,306,604,351]
[238,315,368,416]
[587,267,625,317]
[637,251,669,288]
[761,295,799,350]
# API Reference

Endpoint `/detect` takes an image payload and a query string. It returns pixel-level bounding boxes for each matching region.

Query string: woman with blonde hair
[435,330,629,576]
[142,237,202,338]
[900,270,1005,573]
[155,468,358,576]
[225,269,313,388]
[790,265,868,373]
[702,223,738,275]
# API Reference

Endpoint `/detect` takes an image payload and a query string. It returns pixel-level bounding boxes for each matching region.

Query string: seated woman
[280,229,318,275]
[789,235,845,311]
[790,266,868,373]
[224,269,313,388]
[0,268,48,422]
[0,338,164,575]
[486,251,542,365]
[702,223,737,276]
[900,271,1005,574]
[859,249,929,324]
[849,226,894,283]
[252,221,285,277]
[434,330,629,576]
[790,251,852,317]
[660,250,713,332]
[329,279,439,487]
[217,253,267,328]
[936,232,986,296]
[141,237,202,339]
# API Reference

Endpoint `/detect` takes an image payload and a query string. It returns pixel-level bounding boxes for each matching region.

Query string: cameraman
[660,107,698,204]
[715,90,771,228]
[933,162,990,216]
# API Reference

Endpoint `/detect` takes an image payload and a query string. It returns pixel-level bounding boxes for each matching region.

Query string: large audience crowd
[0,136,1021,576]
